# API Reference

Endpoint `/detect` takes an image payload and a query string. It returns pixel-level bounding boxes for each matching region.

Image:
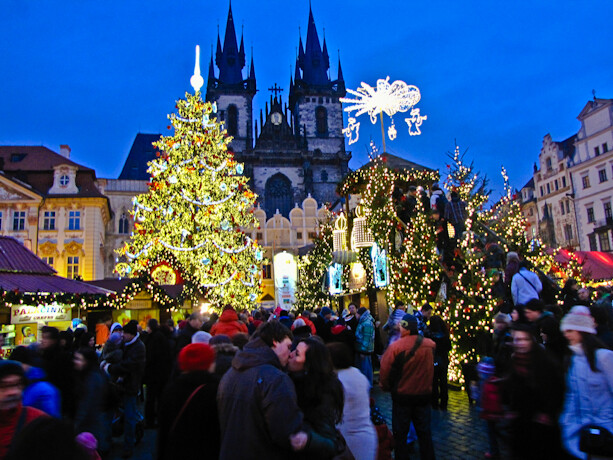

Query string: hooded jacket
[22,367,61,418]
[210,309,248,338]
[355,310,376,354]
[217,337,303,460]
[108,333,146,396]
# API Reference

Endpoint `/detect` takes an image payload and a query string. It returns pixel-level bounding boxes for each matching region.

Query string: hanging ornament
[220,183,228,192]
[351,204,374,249]
[236,164,244,175]
[255,248,263,261]
[249,293,257,301]
[333,212,348,252]
[202,257,211,265]
[388,118,397,140]
[221,220,231,231]
[169,175,178,184]
[212,102,217,113]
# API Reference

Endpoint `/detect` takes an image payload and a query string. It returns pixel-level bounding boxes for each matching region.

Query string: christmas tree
[117,90,262,310]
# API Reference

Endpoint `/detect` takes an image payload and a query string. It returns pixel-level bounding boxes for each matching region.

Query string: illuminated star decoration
[340,76,426,143]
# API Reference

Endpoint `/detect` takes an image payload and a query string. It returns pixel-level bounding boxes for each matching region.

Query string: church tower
[289,5,350,206]
[206,3,256,156]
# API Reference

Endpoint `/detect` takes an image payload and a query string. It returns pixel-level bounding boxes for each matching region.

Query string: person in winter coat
[39,326,74,417]
[504,252,520,290]
[217,321,308,460]
[143,319,172,428]
[430,315,451,410]
[157,343,220,460]
[209,335,239,378]
[561,279,581,312]
[380,314,436,460]
[175,313,204,354]
[73,347,108,452]
[288,337,346,460]
[9,347,61,418]
[355,307,376,386]
[383,301,407,345]
[104,320,145,458]
[291,318,313,343]
[559,306,613,459]
[313,307,334,342]
[429,184,447,215]
[210,307,249,338]
[327,342,378,460]
[502,323,565,459]
[511,261,542,306]
[444,190,468,237]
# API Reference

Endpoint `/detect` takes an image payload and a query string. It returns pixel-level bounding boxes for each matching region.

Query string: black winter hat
[123,320,138,336]
[0,360,24,380]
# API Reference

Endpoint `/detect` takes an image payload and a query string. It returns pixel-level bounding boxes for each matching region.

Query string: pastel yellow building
[0,146,110,281]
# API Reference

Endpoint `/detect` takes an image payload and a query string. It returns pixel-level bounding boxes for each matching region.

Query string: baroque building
[0,146,110,280]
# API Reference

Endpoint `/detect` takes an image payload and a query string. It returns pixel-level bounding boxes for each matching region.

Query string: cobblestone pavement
[108,387,492,459]
[372,385,492,460]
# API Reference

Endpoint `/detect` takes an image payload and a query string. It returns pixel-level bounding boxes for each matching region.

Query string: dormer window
[49,165,78,194]
[10,153,26,163]
[59,175,70,187]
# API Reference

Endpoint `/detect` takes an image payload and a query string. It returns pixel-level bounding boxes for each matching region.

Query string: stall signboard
[11,303,71,325]
[274,252,298,308]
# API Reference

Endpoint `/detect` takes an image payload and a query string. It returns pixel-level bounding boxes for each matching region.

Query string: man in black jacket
[106,320,145,458]
[143,318,171,428]
[217,321,307,460]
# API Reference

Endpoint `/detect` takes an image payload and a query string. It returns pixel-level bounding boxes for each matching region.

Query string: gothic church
[205,4,350,218]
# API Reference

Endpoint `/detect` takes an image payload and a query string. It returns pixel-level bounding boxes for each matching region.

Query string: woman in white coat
[559,306,613,459]
[327,342,378,460]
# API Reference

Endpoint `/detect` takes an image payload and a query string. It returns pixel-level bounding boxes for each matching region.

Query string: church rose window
[227,105,238,137]
[265,173,292,217]
[316,106,327,135]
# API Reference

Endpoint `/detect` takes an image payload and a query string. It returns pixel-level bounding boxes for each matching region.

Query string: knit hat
[109,322,123,334]
[400,314,418,334]
[178,343,215,372]
[123,320,138,336]
[0,360,24,380]
[108,331,123,346]
[320,307,333,317]
[357,307,368,316]
[209,334,231,346]
[560,306,597,334]
[192,331,212,344]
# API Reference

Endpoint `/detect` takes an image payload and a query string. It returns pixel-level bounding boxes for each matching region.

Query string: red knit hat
[178,343,216,372]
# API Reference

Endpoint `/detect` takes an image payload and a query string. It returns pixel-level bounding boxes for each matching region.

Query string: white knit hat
[560,306,596,334]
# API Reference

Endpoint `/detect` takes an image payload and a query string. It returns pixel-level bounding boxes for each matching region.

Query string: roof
[0,146,92,172]
[555,249,613,281]
[0,237,55,274]
[118,133,161,180]
[0,237,110,295]
[361,152,434,172]
[555,134,577,159]
[0,273,111,295]
[521,177,534,190]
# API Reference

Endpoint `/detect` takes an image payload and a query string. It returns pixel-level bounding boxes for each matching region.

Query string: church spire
[215,2,244,85]
[300,5,329,86]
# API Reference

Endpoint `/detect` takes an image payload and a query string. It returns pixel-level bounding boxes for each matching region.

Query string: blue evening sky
[1,0,612,198]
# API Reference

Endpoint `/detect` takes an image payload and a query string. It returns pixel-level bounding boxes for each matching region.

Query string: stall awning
[0,273,111,295]
[555,249,613,281]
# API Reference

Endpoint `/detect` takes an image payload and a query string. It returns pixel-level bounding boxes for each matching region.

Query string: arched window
[315,106,327,135]
[227,105,238,136]
[321,170,328,182]
[265,173,292,217]
[118,213,129,234]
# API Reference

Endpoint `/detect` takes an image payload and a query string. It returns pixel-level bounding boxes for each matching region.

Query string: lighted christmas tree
[391,197,442,307]
[117,72,262,309]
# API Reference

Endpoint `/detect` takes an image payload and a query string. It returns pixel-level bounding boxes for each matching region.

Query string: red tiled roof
[0,146,92,172]
[0,273,111,294]
[0,237,55,274]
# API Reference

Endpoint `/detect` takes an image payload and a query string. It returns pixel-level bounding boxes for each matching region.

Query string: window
[12,211,25,231]
[589,234,597,251]
[67,256,79,279]
[296,232,303,240]
[308,231,317,239]
[605,202,612,220]
[118,213,129,234]
[587,207,595,223]
[562,176,567,188]
[603,143,609,153]
[546,158,552,170]
[582,175,591,189]
[315,106,328,135]
[599,169,608,183]
[540,186,544,197]
[43,211,56,230]
[42,257,54,268]
[529,208,533,216]
[321,170,328,182]
[554,179,559,191]
[546,183,550,194]
[68,211,81,230]
[566,201,570,213]
[560,202,565,215]
[564,224,573,242]
[226,105,238,137]
[59,175,70,186]
[595,146,601,156]
[264,174,292,218]
[598,232,611,252]
[256,232,263,241]
[0,211,2,230]
[262,264,272,279]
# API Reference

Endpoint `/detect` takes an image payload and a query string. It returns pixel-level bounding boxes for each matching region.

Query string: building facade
[570,98,613,252]
[0,146,110,280]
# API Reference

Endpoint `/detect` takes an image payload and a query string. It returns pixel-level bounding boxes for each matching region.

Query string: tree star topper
[340,76,426,144]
